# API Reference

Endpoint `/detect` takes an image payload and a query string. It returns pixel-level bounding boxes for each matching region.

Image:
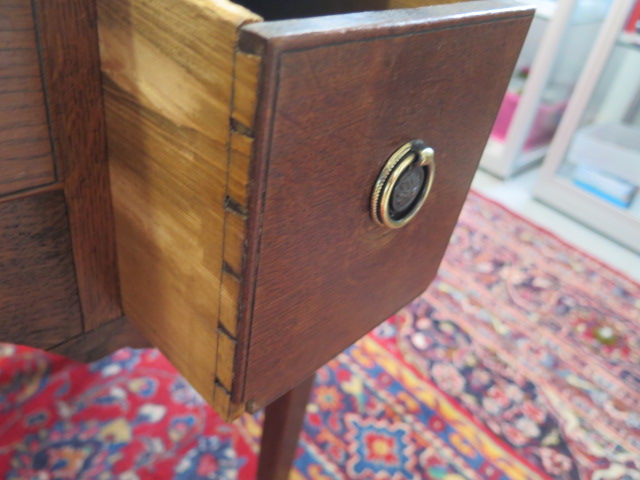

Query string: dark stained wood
[32,0,122,329]
[0,190,83,349]
[235,1,534,407]
[0,182,61,203]
[48,316,151,363]
[0,0,56,197]
[257,374,316,480]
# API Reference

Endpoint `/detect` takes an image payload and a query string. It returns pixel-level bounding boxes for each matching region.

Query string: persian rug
[1,191,638,480]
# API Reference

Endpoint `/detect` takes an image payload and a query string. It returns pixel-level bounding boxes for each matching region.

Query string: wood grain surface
[0,0,55,197]
[97,0,260,419]
[237,1,534,407]
[0,190,83,348]
[32,0,122,329]
[49,316,150,363]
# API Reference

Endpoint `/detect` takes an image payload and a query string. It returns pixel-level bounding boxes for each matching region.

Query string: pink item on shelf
[490,91,568,151]
[625,0,640,33]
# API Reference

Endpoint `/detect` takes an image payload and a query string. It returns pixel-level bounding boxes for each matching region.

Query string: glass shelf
[480,0,612,178]
[535,0,640,253]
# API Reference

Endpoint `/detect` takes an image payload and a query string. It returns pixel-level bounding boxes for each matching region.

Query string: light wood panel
[97,0,260,419]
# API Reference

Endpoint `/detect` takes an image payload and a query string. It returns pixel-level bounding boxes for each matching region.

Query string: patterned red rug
[1,191,639,480]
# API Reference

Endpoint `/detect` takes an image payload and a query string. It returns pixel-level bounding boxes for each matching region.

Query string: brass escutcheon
[371,140,435,229]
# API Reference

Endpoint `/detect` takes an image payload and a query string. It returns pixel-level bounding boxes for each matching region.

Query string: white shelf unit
[480,0,611,178]
[534,0,640,253]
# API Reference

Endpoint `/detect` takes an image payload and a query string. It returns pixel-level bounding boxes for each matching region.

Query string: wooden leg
[257,373,316,480]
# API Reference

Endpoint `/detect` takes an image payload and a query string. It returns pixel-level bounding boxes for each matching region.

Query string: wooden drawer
[97,0,533,420]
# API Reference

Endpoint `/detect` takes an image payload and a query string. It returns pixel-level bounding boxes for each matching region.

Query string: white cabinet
[534,0,640,253]
[480,0,611,178]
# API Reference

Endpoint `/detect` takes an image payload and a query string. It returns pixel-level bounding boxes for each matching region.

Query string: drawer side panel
[97,0,260,420]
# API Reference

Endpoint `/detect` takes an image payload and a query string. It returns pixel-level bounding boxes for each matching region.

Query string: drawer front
[238,4,533,407]
[98,0,533,420]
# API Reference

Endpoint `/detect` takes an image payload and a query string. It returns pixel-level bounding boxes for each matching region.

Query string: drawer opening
[235,0,464,21]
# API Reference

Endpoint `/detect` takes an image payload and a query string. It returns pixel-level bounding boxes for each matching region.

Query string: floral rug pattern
[1,191,638,479]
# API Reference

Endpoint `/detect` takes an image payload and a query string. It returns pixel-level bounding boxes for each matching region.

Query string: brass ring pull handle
[371,140,435,228]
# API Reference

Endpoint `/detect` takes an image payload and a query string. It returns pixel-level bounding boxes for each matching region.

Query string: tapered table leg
[257,373,316,480]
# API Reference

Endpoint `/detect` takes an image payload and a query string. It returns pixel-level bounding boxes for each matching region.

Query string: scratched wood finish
[97,0,261,420]
[31,0,122,328]
[0,0,56,197]
[237,1,534,408]
[0,190,83,348]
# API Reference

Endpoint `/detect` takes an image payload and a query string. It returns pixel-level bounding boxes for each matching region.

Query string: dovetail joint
[224,195,248,217]
[222,260,242,280]
[230,117,254,137]
[215,378,232,395]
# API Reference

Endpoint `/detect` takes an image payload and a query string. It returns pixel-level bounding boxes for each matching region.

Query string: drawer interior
[235,0,468,20]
